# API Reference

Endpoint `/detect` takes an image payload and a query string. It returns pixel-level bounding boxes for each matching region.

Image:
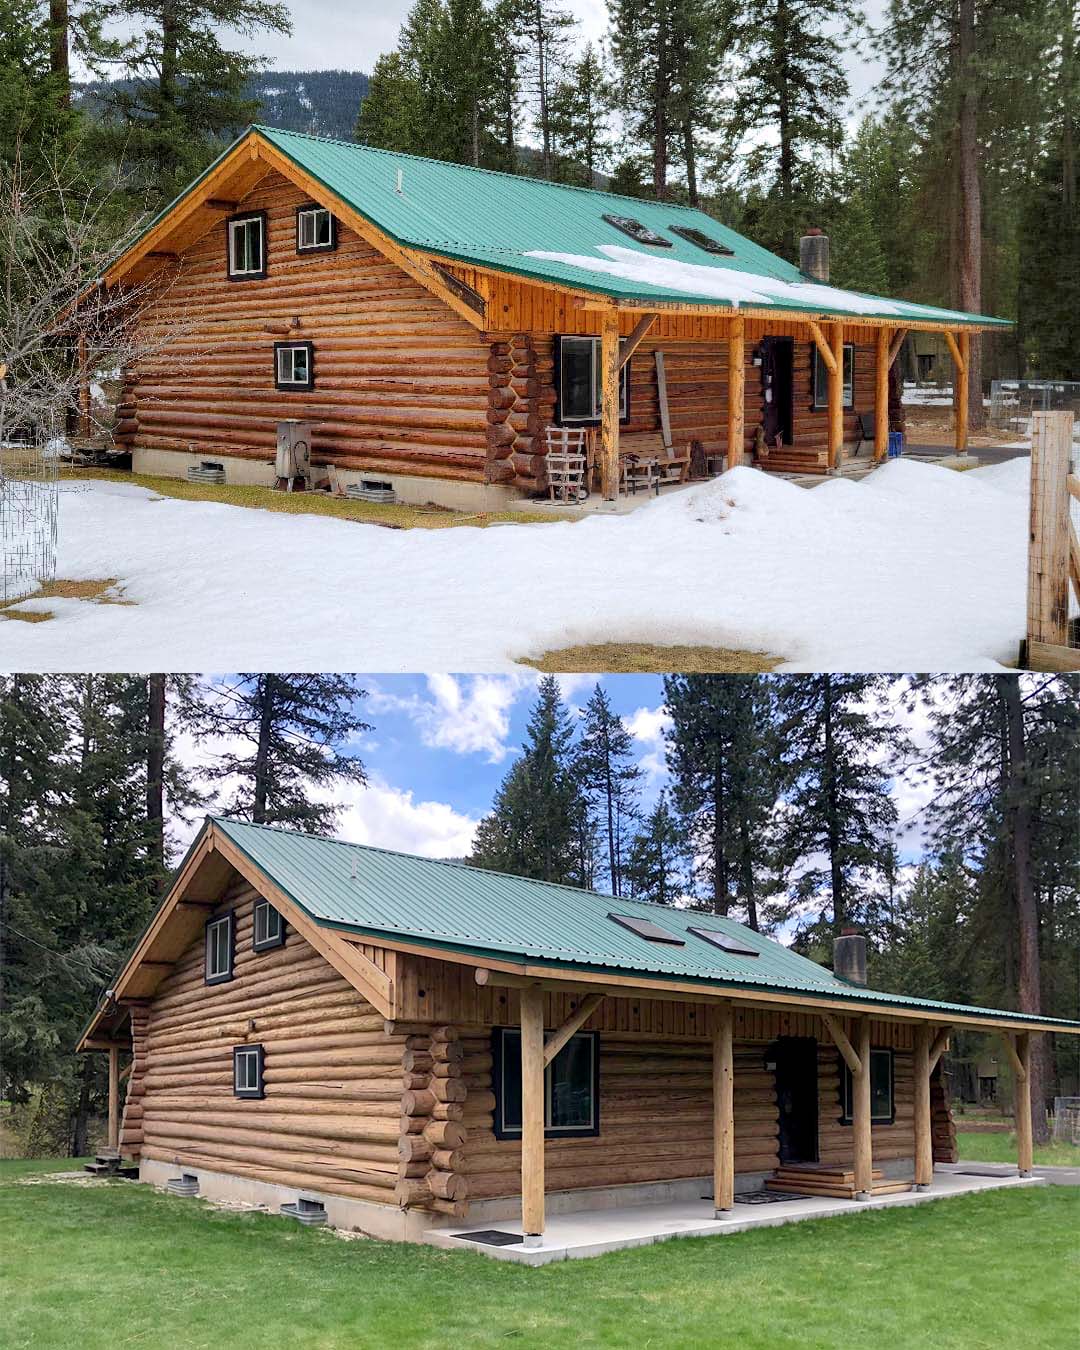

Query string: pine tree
[547,44,610,186]
[773,674,906,941]
[192,675,369,834]
[625,793,683,905]
[575,683,640,896]
[516,0,577,180]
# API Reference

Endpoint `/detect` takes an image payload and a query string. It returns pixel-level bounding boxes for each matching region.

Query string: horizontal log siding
[816,1043,916,1166]
[122,170,494,484]
[137,876,405,1205]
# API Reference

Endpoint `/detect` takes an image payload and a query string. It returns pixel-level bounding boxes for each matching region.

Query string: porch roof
[113,125,1011,331]
[211,819,1077,1031]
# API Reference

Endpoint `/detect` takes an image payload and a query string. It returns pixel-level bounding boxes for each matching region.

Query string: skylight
[608,913,685,945]
[670,225,735,256]
[602,214,673,248]
[688,926,759,957]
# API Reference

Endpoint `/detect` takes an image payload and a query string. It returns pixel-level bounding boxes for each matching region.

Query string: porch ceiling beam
[822,1013,862,1076]
[618,313,658,370]
[807,320,838,375]
[1000,1031,1027,1082]
[943,329,966,373]
[928,1025,952,1074]
[543,993,605,1066]
[888,328,909,367]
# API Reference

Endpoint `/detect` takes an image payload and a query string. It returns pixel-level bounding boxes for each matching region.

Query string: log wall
[135,875,407,1205]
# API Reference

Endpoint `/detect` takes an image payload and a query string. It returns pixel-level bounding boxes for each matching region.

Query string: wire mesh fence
[989,380,1080,442]
[1,439,59,603]
[1052,1097,1080,1145]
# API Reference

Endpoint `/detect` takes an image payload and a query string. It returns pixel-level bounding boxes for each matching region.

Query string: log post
[599,309,621,500]
[1027,411,1074,651]
[712,1002,735,1214]
[945,329,970,455]
[77,331,92,441]
[913,1024,933,1189]
[727,315,745,469]
[827,321,845,473]
[874,327,890,461]
[853,1016,872,1199]
[108,1045,120,1150]
[1015,1032,1033,1177]
[520,986,546,1245]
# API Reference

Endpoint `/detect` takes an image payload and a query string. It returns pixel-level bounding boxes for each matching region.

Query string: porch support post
[874,327,890,461]
[107,1044,120,1150]
[77,331,92,440]
[853,1016,873,1199]
[600,308,621,500]
[827,321,845,473]
[913,1024,933,1189]
[727,315,745,469]
[520,985,546,1245]
[712,1001,735,1214]
[1012,1031,1033,1177]
[945,329,970,455]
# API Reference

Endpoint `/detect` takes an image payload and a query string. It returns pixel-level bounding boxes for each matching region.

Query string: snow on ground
[0,459,1032,673]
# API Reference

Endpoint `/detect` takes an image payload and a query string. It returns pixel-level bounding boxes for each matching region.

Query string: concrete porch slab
[426,1171,1044,1265]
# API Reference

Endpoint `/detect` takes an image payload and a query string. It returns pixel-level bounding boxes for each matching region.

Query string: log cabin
[97,125,1011,510]
[78,817,1078,1257]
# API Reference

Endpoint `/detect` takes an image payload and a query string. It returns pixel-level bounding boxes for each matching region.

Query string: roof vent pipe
[800,228,829,283]
[833,927,867,986]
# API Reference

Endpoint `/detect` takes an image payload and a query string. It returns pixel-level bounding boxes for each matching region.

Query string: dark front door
[772,1036,819,1164]
[760,337,795,447]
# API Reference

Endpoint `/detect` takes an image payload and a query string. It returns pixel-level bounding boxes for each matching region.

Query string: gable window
[839,1048,894,1125]
[275,341,314,391]
[296,205,336,253]
[227,212,266,280]
[252,899,285,952]
[233,1044,265,1099]
[812,342,855,410]
[205,912,234,985]
[556,336,629,424]
[492,1027,599,1140]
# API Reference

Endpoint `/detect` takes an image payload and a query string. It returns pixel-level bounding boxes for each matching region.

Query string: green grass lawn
[2,1160,1077,1349]
[957,1129,1080,1168]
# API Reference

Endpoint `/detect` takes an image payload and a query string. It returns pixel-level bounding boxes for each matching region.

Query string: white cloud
[313,776,479,859]
[626,703,671,781]
[368,673,533,763]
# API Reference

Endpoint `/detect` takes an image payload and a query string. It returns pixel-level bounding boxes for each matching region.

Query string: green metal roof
[213,818,1075,1029]
[118,125,1010,329]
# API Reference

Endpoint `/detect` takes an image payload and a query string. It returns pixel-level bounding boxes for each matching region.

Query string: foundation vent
[346,479,397,504]
[166,1174,200,1197]
[280,1197,328,1226]
[186,461,226,485]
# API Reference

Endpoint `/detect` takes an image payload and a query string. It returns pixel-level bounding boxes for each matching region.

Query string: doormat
[456,1229,525,1246]
[735,1189,814,1205]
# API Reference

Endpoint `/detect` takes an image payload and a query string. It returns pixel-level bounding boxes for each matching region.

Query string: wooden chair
[544,426,588,502]
[619,431,691,493]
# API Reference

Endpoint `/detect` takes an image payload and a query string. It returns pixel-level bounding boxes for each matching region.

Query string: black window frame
[812,341,855,411]
[491,1026,600,1141]
[608,912,685,945]
[553,335,630,426]
[252,899,286,952]
[602,212,673,247]
[295,203,337,254]
[669,224,734,256]
[838,1047,895,1125]
[226,210,267,281]
[204,910,235,986]
[233,1043,265,1099]
[274,340,315,392]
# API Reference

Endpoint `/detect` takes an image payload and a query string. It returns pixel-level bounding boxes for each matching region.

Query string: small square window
[227,213,266,280]
[812,342,855,410]
[252,899,285,952]
[275,341,314,391]
[296,205,336,253]
[492,1028,599,1139]
[839,1047,894,1124]
[233,1044,265,1099]
[205,912,234,985]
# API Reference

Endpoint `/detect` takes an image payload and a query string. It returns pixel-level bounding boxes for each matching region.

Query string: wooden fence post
[1026,411,1075,666]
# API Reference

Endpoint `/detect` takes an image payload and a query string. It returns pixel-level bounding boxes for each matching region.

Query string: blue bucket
[887,431,904,458]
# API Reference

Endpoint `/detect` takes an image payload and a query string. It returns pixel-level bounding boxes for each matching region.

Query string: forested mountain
[74,69,370,142]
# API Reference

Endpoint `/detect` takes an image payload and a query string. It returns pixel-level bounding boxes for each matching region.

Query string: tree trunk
[146,675,166,887]
[822,677,844,932]
[998,675,1049,1144]
[956,0,985,430]
[776,0,794,255]
[71,1058,94,1157]
[712,756,728,915]
[252,676,276,824]
[48,0,70,107]
[653,7,669,198]
[739,815,759,931]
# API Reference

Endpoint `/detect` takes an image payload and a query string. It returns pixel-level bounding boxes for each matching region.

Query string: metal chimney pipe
[800,228,830,283]
[833,928,867,986]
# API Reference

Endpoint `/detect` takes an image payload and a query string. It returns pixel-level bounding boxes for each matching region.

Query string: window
[556,336,630,424]
[252,900,285,952]
[608,912,685,945]
[233,1044,265,1099]
[275,341,314,391]
[296,204,336,253]
[688,926,759,957]
[227,212,266,279]
[602,213,673,247]
[812,342,855,409]
[839,1048,894,1125]
[492,1028,599,1139]
[669,225,734,256]
[205,912,234,985]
